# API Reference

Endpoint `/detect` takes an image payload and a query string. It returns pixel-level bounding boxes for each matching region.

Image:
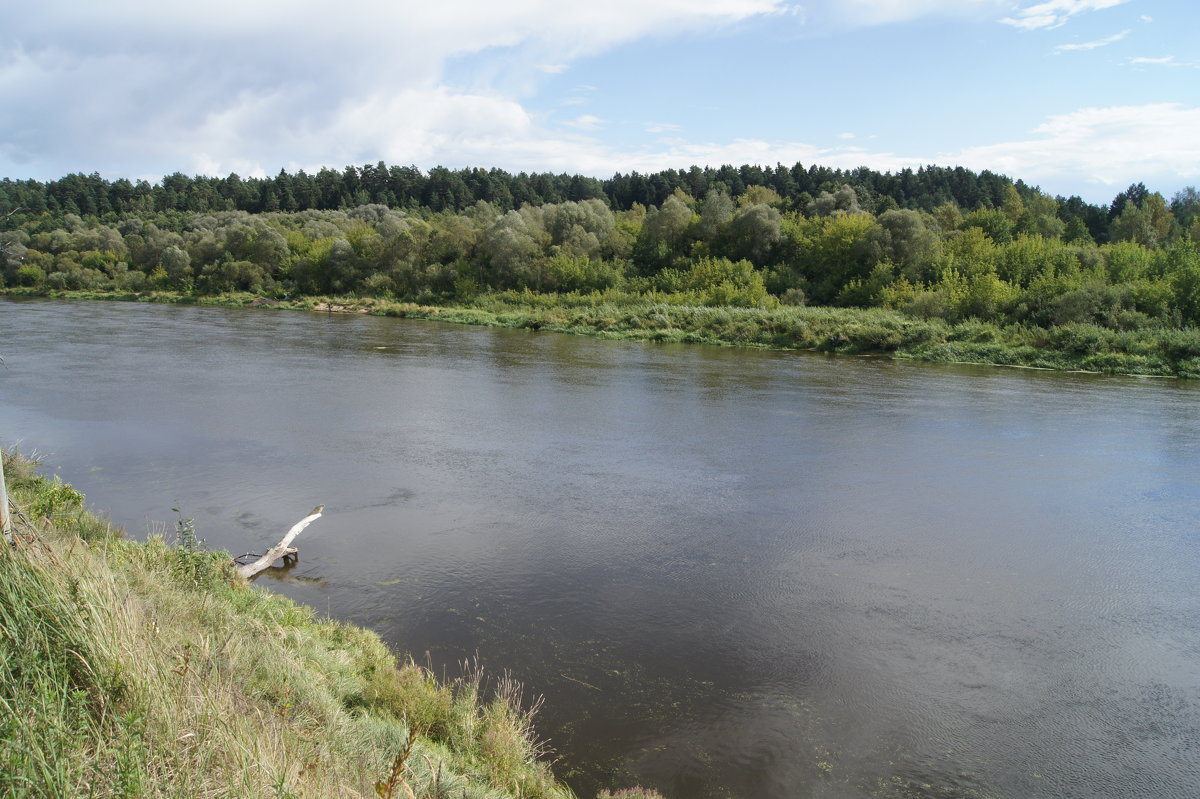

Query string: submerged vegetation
[2,161,1200,376]
[0,451,663,798]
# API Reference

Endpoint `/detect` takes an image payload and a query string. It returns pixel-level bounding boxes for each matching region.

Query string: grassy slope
[5,286,1199,378]
[1,453,665,799]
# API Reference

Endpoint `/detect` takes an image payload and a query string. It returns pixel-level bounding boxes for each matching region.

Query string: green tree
[1102,240,1153,283]
[1014,190,1065,239]
[807,185,861,218]
[1166,242,1200,323]
[1111,192,1172,247]
[961,208,1014,244]
[789,212,874,302]
[863,209,940,282]
[996,235,1076,287]
[159,246,193,287]
[480,211,542,288]
[632,196,694,275]
[698,189,734,241]
[721,203,782,265]
[941,226,997,277]
[1170,187,1199,233]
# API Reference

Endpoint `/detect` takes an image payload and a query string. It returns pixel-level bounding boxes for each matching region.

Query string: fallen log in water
[235,504,323,579]
[1,453,11,546]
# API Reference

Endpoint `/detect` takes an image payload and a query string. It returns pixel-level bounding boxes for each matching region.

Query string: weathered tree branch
[1,451,12,545]
[235,504,323,579]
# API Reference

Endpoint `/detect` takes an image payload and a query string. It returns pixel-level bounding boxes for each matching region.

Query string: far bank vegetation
[2,164,1200,375]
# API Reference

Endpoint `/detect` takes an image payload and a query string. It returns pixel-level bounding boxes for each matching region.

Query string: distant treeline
[7,160,1195,245]
[3,161,1200,343]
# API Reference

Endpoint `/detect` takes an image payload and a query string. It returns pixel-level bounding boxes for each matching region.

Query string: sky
[0,0,1197,204]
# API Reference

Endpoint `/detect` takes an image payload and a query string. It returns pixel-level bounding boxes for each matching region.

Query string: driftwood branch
[235,505,323,579]
[1,451,11,545]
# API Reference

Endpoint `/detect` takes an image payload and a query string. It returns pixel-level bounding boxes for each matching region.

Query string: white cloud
[939,103,1200,192]
[1054,28,1129,51]
[539,64,569,74]
[1001,0,1130,31]
[783,3,808,22]
[561,85,598,107]
[564,114,605,131]
[592,139,915,176]
[0,0,786,177]
[182,86,550,178]
[14,1,788,61]
[838,132,857,139]
[1,0,1191,206]
[825,0,1003,26]
[791,0,1129,31]
[1129,56,1173,64]
[552,103,1200,201]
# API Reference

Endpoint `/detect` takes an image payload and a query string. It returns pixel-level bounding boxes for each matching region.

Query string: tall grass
[1,451,634,799]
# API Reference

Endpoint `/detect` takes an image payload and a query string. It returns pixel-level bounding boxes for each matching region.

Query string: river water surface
[1,297,1198,798]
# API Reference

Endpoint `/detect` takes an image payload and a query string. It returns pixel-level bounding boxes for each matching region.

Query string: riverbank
[4,286,1200,378]
[0,451,659,799]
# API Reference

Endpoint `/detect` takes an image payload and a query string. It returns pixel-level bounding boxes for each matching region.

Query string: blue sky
[1,0,1196,204]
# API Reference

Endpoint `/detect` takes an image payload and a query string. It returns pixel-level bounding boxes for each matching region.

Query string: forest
[3,161,1200,374]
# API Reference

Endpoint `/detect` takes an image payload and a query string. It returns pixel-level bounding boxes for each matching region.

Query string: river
[1,297,1198,798]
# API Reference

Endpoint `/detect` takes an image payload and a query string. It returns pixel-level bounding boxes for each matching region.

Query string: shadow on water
[253,559,329,587]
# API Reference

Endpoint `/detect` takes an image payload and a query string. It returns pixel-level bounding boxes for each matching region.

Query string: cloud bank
[0,0,1192,203]
[0,1,784,177]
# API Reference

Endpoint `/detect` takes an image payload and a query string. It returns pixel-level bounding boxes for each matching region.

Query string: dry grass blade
[375,724,420,799]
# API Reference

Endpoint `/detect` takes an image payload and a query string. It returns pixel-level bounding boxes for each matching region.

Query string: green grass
[5,285,1199,377]
[0,451,666,799]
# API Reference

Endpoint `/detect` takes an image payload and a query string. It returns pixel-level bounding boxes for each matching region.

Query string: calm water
[2,297,1198,799]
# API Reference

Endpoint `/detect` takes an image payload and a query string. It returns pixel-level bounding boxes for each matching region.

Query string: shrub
[13,263,45,286]
[1047,323,1111,355]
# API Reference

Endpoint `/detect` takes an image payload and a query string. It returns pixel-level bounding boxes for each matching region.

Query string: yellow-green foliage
[646,257,778,308]
[0,452,575,799]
